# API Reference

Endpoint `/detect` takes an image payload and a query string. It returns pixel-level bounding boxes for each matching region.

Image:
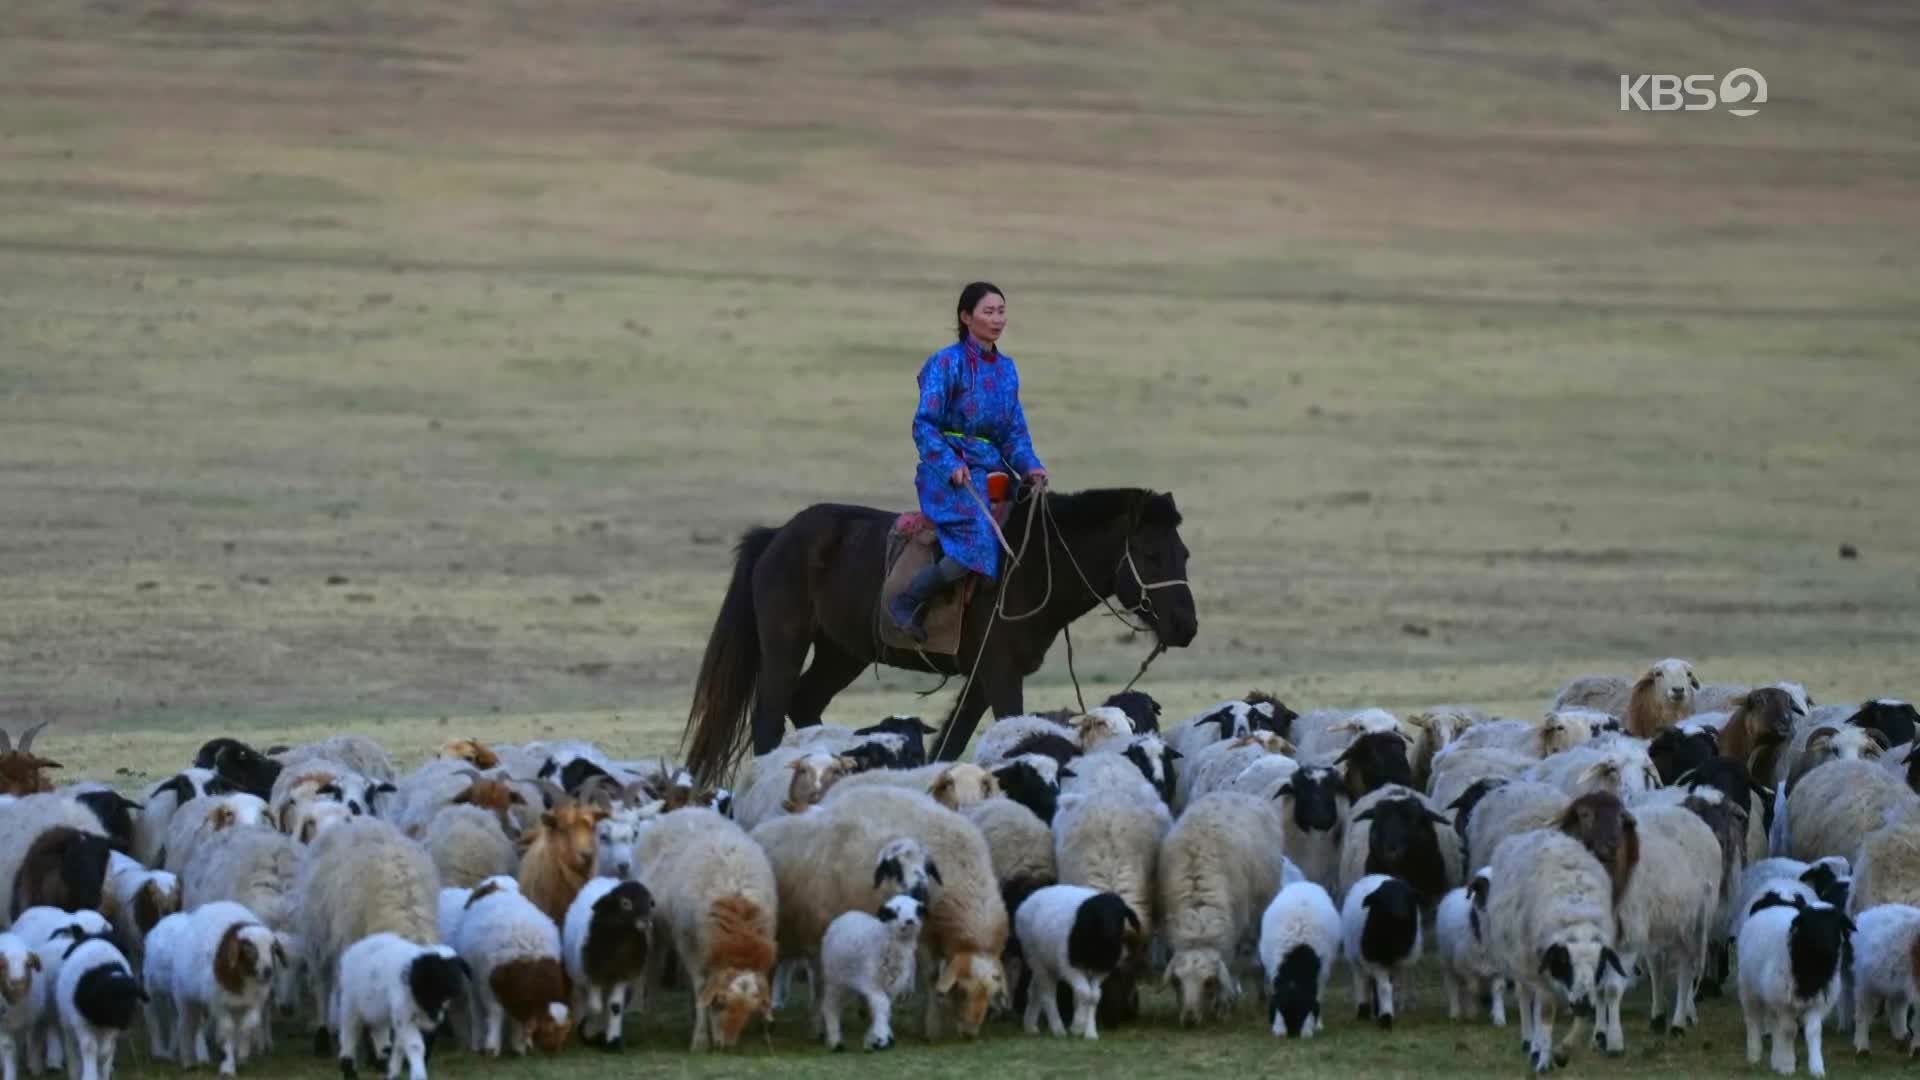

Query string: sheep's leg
[1743,991,1763,1066]
[1769,1012,1797,1075]
[0,1033,16,1080]
[1806,1010,1829,1078]
[690,988,712,1053]
[393,1025,427,1080]
[1515,984,1534,1051]
[581,986,605,1044]
[819,983,844,1051]
[1646,957,1664,1033]
[143,995,170,1061]
[604,982,630,1050]
[1491,979,1508,1028]
[1853,986,1877,1055]
[1530,995,1557,1074]
[1601,982,1626,1056]
[58,1031,77,1080]
[1895,993,1917,1053]
[337,1007,364,1080]
[1375,976,1396,1030]
[1444,971,1462,1020]
[95,1039,113,1080]
[1351,964,1371,1020]
[1036,972,1066,1037]
[46,1024,64,1073]
[506,1017,529,1058]
[236,1007,263,1066]
[480,998,505,1058]
[70,1034,94,1080]
[214,1011,240,1078]
[1079,974,1104,1041]
[1021,974,1041,1036]
[862,989,895,1050]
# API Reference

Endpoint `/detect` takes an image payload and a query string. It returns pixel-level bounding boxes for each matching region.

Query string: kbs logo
[1619,68,1767,117]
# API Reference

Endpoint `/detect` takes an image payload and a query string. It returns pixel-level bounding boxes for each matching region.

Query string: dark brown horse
[680,486,1198,784]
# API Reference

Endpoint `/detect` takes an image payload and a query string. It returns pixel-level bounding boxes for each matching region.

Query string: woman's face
[962,292,1006,347]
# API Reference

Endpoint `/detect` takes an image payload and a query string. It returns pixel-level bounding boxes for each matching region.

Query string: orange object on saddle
[986,471,1013,503]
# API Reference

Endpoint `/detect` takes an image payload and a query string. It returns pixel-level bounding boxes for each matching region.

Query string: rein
[925,486,1187,758]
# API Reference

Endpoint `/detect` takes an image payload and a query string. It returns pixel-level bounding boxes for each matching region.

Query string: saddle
[878,473,1014,655]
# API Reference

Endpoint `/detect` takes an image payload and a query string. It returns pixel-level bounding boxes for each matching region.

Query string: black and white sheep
[1737,897,1853,1077]
[818,895,924,1051]
[52,935,143,1080]
[1257,881,1340,1039]
[1338,785,1459,912]
[1341,875,1422,1029]
[561,878,653,1050]
[1012,885,1138,1041]
[333,933,469,1080]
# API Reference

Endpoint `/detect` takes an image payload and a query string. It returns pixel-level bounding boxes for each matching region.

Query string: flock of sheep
[0,658,1917,1078]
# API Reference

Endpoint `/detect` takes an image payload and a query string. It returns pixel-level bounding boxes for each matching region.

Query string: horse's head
[1118,491,1197,648]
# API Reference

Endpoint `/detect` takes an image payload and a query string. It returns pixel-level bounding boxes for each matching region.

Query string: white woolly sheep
[1294,707,1408,763]
[818,895,924,1051]
[1429,748,1538,814]
[1342,874,1422,1029]
[634,808,778,1051]
[453,880,573,1056]
[1175,732,1293,812]
[1487,829,1627,1074]
[960,798,1055,900]
[268,757,375,833]
[1464,781,1569,883]
[295,817,440,1052]
[13,907,111,1076]
[1436,870,1505,1025]
[1014,885,1139,1040]
[1156,792,1289,1026]
[180,826,299,933]
[1614,802,1721,1035]
[333,933,468,1080]
[1051,784,1171,958]
[158,794,269,877]
[734,749,855,832]
[1851,821,1920,914]
[561,877,653,1050]
[825,762,1001,812]
[0,930,42,1080]
[1257,881,1340,1038]
[52,935,142,1080]
[139,912,188,1061]
[1849,902,1920,1056]
[1786,758,1917,863]
[752,787,1002,1041]
[1525,739,1660,802]
[423,805,518,890]
[275,736,397,785]
[1442,711,1600,763]
[1731,858,1851,941]
[174,900,284,1076]
[102,852,178,970]
[1738,898,1853,1077]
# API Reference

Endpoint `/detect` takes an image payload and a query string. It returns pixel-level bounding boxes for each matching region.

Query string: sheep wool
[1849,903,1920,1056]
[1156,792,1289,1026]
[1436,873,1505,1026]
[560,877,653,1049]
[453,881,573,1057]
[1737,900,1852,1078]
[334,933,468,1080]
[52,937,140,1080]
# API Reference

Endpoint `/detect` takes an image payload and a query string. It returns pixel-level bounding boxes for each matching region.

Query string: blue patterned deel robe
[911,336,1044,580]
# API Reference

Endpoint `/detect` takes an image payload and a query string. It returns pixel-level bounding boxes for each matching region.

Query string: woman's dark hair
[956,281,1004,342]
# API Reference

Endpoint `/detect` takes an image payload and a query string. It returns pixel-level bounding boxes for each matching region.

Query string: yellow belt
[943,430,992,443]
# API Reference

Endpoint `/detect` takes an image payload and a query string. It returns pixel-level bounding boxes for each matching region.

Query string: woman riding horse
[889,281,1050,643]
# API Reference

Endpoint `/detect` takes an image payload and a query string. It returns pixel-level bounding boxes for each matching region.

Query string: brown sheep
[0,723,60,797]
[1624,659,1700,739]
[518,796,604,924]
[454,778,530,833]
[1556,791,1640,910]
[11,827,112,920]
[1720,688,1802,782]
[441,738,501,771]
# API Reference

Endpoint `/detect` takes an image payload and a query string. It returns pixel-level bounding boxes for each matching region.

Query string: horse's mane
[1037,487,1182,532]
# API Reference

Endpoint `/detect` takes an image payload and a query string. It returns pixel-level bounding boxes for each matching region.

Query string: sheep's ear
[539,812,557,831]
[1057,767,1076,781]
[1621,810,1638,834]
[1422,808,1450,827]
[299,821,316,845]
[1601,947,1627,979]
[787,758,809,772]
[271,940,289,967]
[872,858,900,890]
[877,904,897,923]
[1272,782,1294,800]
[1351,807,1376,824]
[926,859,943,886]
[1164,747,1182,760]
[1538,944,1573,984]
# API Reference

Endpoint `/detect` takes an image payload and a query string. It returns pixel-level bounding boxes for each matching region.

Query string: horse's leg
[751,622,810,756]
[789,636,868,729]
[932,668,1021,762]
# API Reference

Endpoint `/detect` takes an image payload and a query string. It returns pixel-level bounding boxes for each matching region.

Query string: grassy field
[1,0,1918,1072]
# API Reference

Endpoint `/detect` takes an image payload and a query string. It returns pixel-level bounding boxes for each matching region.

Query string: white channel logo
[1619,68,1767,117]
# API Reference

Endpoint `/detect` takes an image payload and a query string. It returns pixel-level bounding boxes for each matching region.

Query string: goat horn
[576,775,619,808]
[0,728,12,754]
[619,779,652,805]
[17,720,50,753]
[534,779,570,808]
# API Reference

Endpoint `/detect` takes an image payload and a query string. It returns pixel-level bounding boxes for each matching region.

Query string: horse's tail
[681,525,779,786]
